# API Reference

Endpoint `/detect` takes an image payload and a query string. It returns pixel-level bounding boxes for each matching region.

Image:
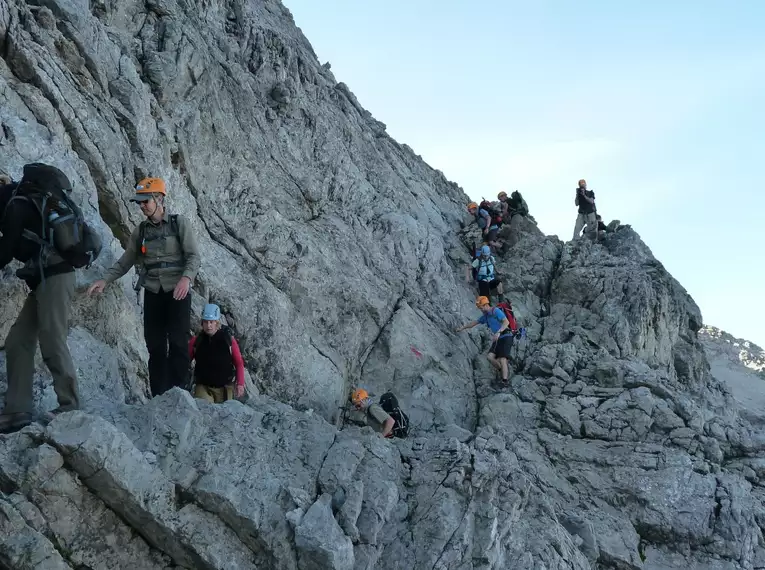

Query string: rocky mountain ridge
[700,326,765,375]
[1,0,763,569]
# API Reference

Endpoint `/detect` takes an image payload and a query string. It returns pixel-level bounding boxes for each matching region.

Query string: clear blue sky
[286,0,765,347]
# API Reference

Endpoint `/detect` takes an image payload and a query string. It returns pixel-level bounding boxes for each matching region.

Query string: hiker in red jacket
[188,303,245,402]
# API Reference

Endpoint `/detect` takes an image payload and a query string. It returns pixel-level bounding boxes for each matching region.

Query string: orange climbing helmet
[467,202,478,211]
[475,296,490,307]
[130,177,167,202]
[578,179,587,187]
[497,191,507,199]
[351,388,369,405]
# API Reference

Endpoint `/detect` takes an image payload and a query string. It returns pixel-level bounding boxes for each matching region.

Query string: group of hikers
[459,178,611,384]
[0,164,246,434]
[0,162,605,440]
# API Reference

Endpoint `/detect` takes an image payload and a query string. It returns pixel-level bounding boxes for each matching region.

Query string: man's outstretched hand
[87,280,106,295]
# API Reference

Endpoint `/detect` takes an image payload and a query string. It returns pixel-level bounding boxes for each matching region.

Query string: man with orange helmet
[467,201,500,247]
[347,388,396,438]
[455,296,513,384]
[88,177,201,397]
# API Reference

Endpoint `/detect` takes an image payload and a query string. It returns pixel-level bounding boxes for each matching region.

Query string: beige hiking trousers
[194,384,234,403]
[3,272,79,414]
[573,212,598,240]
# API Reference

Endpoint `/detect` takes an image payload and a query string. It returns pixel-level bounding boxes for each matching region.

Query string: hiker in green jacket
[87,178,201,397]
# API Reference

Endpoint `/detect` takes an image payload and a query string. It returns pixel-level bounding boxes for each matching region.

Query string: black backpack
[510,191,529,216]
[378,391,410,438]
[8,163,102,269]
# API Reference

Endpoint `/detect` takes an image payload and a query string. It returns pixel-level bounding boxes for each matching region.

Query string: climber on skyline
[497,190,529,221]
[573,179,597,241]
[87,177,201,398]
[455,296,513,384]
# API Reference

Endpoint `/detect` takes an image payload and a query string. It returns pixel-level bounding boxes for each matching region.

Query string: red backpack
[479,200,503,227]
[496,301,518,332]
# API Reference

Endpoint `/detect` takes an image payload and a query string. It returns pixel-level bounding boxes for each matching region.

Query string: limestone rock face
[0,1,763,569]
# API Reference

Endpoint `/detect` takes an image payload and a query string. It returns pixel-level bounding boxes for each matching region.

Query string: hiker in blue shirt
[455,296,513,383]
[467,202,500,247]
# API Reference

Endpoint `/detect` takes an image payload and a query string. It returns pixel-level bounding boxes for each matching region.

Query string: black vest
[193,330,235,387]
[577,189,596,214]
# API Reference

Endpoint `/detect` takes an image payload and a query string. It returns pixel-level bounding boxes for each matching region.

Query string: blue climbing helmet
[480,245,491,257]
[202,303,221,321]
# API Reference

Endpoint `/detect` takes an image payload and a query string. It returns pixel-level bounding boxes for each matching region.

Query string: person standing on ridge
[188,303,245,403]
[455,296,513,384]
[468,244,504,302]
[572,179,597,240]
[87,178,201,397]
[0,164,80,433]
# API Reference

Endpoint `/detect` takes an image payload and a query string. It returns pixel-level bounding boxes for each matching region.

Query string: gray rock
[543,397,582,435]
[295,493,354,570]
[337,481,364,543]
[0,495,72,570]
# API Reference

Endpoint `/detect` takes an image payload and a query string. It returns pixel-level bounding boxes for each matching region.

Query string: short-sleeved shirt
[476,209,498,231]
[472,256,496,281]
[348,403,392,433]
[478,307,512,338]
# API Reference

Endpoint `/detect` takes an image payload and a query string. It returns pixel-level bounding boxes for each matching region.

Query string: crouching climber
[455,296,514,384]
[345,388,403,438]
[188,304,245,403]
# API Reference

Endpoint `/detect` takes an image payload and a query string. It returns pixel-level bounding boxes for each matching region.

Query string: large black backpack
[9,163,102,269]
[378,391,410,438]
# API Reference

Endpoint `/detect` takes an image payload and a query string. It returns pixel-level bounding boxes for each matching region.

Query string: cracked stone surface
[1,0,763,569]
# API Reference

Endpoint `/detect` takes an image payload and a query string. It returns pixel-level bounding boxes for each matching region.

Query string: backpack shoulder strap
[192,333,201,353]
[10,188,49,246]
[137,220,147,250]
[222,326,234,351]
[170,214,180,236]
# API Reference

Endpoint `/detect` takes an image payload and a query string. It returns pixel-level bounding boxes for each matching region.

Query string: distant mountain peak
[700,325,765,373]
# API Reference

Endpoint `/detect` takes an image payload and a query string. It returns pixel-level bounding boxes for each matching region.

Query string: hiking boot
[42,407,77,423]
[0,412,33,434]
